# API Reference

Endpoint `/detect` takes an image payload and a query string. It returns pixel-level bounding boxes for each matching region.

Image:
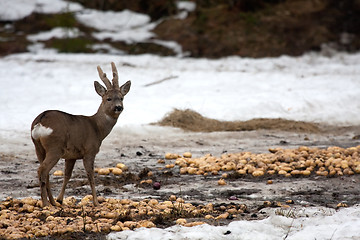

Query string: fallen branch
[143,75,178,87]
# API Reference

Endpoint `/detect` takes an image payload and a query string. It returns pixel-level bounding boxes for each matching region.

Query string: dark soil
[1,111,360,239]
[1,118,360,212]
[153,0,360,58]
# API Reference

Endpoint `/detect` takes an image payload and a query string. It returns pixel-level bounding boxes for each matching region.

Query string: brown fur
[31,62,131,206]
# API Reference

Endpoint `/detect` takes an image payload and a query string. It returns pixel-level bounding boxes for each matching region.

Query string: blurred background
[1,0,359,58]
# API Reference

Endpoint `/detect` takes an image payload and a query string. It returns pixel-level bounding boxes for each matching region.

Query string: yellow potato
[183,152,192,158]
[165,164,175,169]
[169,195,177,201]
[116,163,128,171]
[185,221,205,227]
[179,167,188,174]
[215,212,229,220]
[53,170,64,176]
[165,153,179,159]
[110,225,122,231]
[148,199,158,206]
[176,218,187,225]
[98,168,110,175]
[139,220,156,228]
[252,170,264,177]
[112,168,123,175]
[218,178,226,185]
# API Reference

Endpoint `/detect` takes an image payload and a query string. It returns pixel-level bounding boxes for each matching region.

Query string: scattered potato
[176,218,187,225]
[169,195,177,201]
[184,221,205,227]
[183,152,192,158]
[0,196,253,238]
[112,168,123,175]
[252,170,264,177]
[110,225,121,231]
[166,145,360,179]
[215,212,229,220]
[98,168,110,175]
[116,163,128,171]
[140,179,153,185]
[53,170,63,176]
[337,202,348,208]
[165,153,179,159]
[218,178,226,185]
[165,164,175,169]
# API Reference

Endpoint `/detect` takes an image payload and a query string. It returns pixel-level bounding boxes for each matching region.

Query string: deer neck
[91,107,118,141]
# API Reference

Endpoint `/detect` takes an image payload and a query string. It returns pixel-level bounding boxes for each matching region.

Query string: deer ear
[120,80,131,96]
[94,81,106,97]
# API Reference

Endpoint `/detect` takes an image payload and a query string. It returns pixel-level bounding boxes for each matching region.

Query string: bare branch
[143,75,178,87]
[97,65,112,89]
[111,62,119,89]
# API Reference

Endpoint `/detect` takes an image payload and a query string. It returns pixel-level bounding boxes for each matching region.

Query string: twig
[143,75,178,87]
[283,218,295,240]
[330,228,337,240]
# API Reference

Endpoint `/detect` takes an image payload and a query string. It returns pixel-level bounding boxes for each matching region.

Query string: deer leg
[46,174,56,206]
[34,141,56,205]
[38,150,61,207]
[57,159,76,204]
[83,156,99,206]
[33,139,46,163]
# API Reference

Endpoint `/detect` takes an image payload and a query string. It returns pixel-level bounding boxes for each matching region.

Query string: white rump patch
[31,123,53,140]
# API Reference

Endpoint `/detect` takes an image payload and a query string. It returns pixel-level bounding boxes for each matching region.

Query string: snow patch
[76,9,155,44]
[0,0,83,21]
[176,1,196,12]
[1,51,360,131]
[76,9,151,32]
[107,205,360,240]
[27,27,81,42]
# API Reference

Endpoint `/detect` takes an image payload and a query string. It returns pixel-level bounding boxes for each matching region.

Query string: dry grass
[155,109,320,133]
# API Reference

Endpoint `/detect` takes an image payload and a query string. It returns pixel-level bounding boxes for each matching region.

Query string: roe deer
[31,62,131,206]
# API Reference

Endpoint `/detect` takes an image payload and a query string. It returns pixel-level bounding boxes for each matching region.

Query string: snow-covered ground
[1,0,360,239]
[108,205,360,240]
[1,51,360,133]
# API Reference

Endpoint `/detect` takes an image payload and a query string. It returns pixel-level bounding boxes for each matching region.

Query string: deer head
[95,62,131,119]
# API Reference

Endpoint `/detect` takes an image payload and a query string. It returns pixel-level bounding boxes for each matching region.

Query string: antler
[111,62,119,89]
[97,65,112,89]
[97,63,120,89]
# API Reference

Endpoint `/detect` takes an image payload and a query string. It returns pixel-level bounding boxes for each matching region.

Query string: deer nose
[115,106,123,112]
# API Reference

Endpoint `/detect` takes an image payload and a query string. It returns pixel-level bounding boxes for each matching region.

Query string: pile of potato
[53,163,129,177]
[165,146,360,178]
[95,163,128,176]
[0,195,247,239]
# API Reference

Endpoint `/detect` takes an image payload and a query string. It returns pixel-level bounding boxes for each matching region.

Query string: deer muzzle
[114,105,123,113]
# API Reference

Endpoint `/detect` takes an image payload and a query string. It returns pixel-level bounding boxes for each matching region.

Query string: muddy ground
[1,123,360,227]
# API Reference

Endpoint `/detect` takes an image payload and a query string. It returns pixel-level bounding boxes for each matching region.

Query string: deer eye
[120,97,124,101]
[107,98,112,101]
